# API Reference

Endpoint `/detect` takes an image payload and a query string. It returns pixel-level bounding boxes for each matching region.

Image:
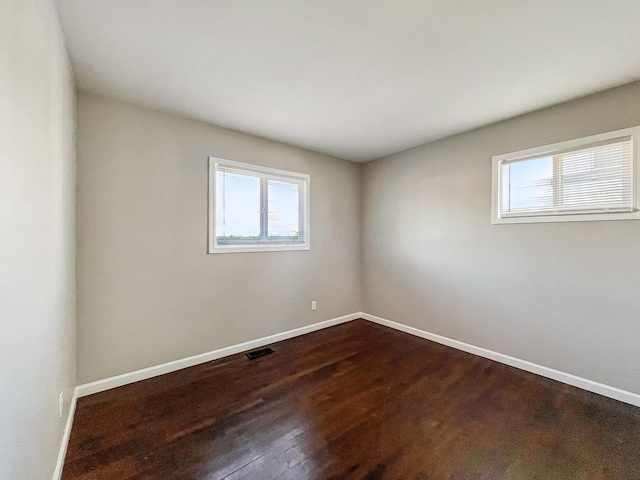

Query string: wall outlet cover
[57,392,64,418]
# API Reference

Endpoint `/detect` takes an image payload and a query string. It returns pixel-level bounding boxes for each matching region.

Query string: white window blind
[208,158,309,252]
[492,127,639,224]
[500,138,633,217]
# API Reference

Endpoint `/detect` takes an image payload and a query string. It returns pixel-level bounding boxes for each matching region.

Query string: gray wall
[363,81,640,395]
[76,92,362,384]
[0,1,76,478]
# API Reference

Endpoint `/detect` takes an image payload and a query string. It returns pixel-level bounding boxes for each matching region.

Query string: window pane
[216,170,260,242]
[501,156,553,214]
[558,141,633,209]
[494,133,636,224]
[268,180,300,240]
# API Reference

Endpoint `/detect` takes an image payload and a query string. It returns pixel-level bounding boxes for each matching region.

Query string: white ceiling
[56,1,640,162]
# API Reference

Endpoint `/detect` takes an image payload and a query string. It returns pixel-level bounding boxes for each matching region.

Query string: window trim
[208,157,310,253]
[491,126,640,225]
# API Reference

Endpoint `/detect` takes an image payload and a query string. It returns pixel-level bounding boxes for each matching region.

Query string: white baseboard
[361,312,640,408]
[74,311,640,409]
[76,313,360,398]
[62,311,636,478]
[50,313,640,478]
[52,387,78,480]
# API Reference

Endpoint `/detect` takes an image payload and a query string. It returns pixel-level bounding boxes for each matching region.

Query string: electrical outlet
[311,300,317,311]
[57,392,64,418]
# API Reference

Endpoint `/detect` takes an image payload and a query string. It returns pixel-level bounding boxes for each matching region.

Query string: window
[208,158,310,252]
[492,126,640,224]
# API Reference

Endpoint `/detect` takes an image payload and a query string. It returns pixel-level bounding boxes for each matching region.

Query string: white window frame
[208,157,310,253]
[491,126,640,224]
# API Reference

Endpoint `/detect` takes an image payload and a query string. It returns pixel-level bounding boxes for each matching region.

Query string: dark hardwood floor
[62,319,640,479]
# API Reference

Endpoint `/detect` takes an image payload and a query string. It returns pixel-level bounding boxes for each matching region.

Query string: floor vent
[245,348,275,360]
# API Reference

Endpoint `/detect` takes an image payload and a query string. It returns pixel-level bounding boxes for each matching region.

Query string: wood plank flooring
[62,319,640,479]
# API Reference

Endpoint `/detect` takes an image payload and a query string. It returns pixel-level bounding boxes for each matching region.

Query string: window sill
[492,210,640,224]
[208,244,310,254]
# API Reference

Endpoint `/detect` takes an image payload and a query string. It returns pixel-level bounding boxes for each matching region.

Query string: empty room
[3,1,640,479]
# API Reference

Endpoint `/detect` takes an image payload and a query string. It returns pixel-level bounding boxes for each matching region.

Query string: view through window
[209,158,309,252]
[492,128,638,224]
